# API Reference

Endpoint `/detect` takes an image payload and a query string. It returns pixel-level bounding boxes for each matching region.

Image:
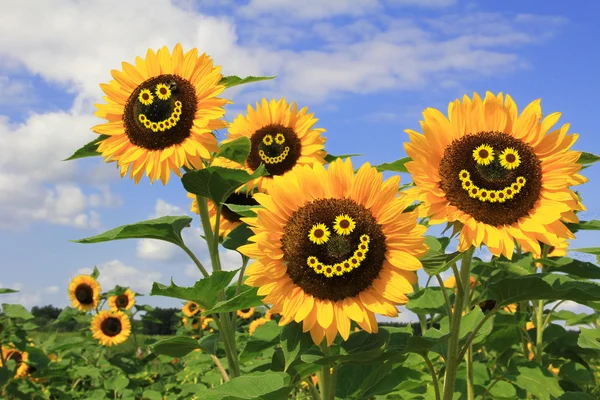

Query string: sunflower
[188,185,259,239]
[108,288,135,311]
[202,317,214,330]
[443,275,478,290]
[68,275,101,312]
[404,92,586,259]
[92,43,230,184]
[182,301,202,317]
[249,317,269,336]
[1,347,29,378]
[264,310,276,320]
[525,322,535,331]
[236,307,255,319]
[215,98,327,193]
[239,158,427,345]
[182,316,202,330]
[91,310,131,346]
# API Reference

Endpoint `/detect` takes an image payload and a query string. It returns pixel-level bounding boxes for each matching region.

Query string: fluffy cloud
[77,260,162,293]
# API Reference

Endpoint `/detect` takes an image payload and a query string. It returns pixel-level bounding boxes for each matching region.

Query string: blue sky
[0,0,598,321]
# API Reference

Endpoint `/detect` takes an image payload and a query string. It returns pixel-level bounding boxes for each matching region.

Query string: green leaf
[387,328,451,357]
[548,310,597,326]
[200,371,290,400]
[1,304,34,320]
[90,266,100,280]
[358,365,427,398]
[142,390,163,400]
[150,336,201,357]
[577,327,600,350]
[219,75,277,89]
[203,286,264,314]
[280,322,314,371]
[150,270,238,308]
[571,247,600,255]
[182,165,269,206]
[485,273,600,306]
[565,219,600,233]
[559,362,593,388]
[198,333,220,355]
[577,152,600,165]
[539,257,600,279]
[373,157,411,173]
[421,251,462,276]
[104,375,129,393]
[222,223,254,252]
[0,288,18,294]
[222,204,261,218]
[251,320,282,342]
[488,381,517,399]
[406,287,453,315]
[512,364,564,400]
[217,137,251,165]
[72,215,192,246]
[324,153,362,163]
[335,364,381,399]
[439,307,495,346]
[558,393,596,400]
[63,135,108,161]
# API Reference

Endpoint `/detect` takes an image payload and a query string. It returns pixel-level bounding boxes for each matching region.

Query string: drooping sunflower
[404,92,586,259]
[1,347,29,378]
[249,317,269,336]
[108,288,135,311]
[182,301,202,317]
[202,317,214,331]
[182,316,203,330]
[68,275,101,312]
[92,43,230,184]
[91,310,131,346]
[236,307,255,319]
[215,98,327,193]
[239,158,428,345]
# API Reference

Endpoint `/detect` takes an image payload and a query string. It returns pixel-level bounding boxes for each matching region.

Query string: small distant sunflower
[202,317,214,330]
[215,98,327,192]
[443,275,478,290]
[237,308,255,319]
[1,347,29,378]
[91,310,131,346]
[182,316,202,330]
[182,301,202,317]
[188,184,259,239]
[525,322,535,331]
[265,310,277,320]
[404,92,586,259]
[239,158,427,345]
[249,318,269,336]
[92,43,230,184]
[68,275,101,312]
[108,289,135,311]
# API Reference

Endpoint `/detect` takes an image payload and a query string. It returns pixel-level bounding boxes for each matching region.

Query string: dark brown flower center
[116,294,129,308]
[438,132,542,226]
[75,284,94,305]
[240,308,251,313]
[281,198,386,302]
[100,317,123,337]
[246,124,301,177]
[123,74,198,150]
[221,192,260,223]
[6,351,22,364]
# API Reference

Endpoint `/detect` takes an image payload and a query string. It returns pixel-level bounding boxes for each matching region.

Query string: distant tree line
[29,305,181,335]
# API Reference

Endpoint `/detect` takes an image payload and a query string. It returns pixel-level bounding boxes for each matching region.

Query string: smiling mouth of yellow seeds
[438,131,543,226]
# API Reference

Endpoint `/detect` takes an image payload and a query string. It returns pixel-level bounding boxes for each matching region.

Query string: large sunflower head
[68,275,101,312]
[182,301,202,317]
[108,288,135,311]
[215,98,327,192]
[188,187,259,239]
[404,92,586,259]
[1,347,29,378]
[236,307,255,319]
[91,310,131,346]
[238,159,428,345]
[92,43,230,184]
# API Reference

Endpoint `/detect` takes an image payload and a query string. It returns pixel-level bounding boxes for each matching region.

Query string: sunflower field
[1,43,600,400]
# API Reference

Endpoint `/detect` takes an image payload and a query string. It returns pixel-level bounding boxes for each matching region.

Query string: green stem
[232,256,250,333]
[466,345,475,400]
[180,243,210,278]
[435,274,453,322]
[196,195,215,250]
[442,246,475,400]
[535,245,550,363]
[542,300,565,330]
[306,378,320,400]
[211,354,230,382]
[318,343,335,400]
[422,353,441,400]
[457,309,497,361]
[480,377,503,400]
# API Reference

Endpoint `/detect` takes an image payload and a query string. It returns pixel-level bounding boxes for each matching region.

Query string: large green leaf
[565,219,600,233]
[439,307,495,346]
[198,334,220,355]
[358,365,427,399]
[386,328,451,357]
[201,372,290,400]
[373,157,411,173]
[1,304,34,320]
[221,204,261,218]
[104,375,130,393]
[150,336,201,357]
[335,363,383,399]
[558,393,596,400]
[577,152,600,165]
[280,322,314,371]
[202,286,264,314]
[577,327,600,350]
[222,223,254,252]
[72,216,192,246]
[63,135,108,161]
[488,380,517,399]
[539,257,600,279]
[324,153,363,163]
[485,273,600,306]
[559,362,593,388]
[217,137,251,165]
[511,364,564,400]
[219,75,277,89]
[182,165,268,205]
[406,287,453,315]
[150,270,238,308]
[571,247,600,256]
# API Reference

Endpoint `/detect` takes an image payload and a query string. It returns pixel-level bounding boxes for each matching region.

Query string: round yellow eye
[262,134,274,146]
[499,148,521,170]
[333,214,355,235]
[308,223,330,245]
[155,83,171,100]
[473,144,494,165]
[138,89,153,106]
[275,133,285,144]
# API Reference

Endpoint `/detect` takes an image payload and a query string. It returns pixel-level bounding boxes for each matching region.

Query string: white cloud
[0,282,42,309]
[78,260,162,293]
[239,0,380,20]
[44,286,60,294]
